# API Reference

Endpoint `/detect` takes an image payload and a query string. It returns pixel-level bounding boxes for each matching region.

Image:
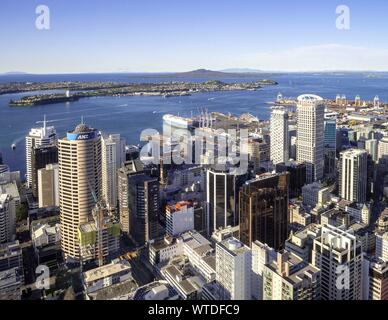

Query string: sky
[1,0,388,73]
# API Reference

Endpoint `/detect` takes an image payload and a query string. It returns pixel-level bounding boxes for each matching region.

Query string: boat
[11,143,16,150]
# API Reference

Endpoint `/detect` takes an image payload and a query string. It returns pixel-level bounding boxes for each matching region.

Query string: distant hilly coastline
[141,69,272,78]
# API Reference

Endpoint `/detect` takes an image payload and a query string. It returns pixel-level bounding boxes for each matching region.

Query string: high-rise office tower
[25,118,57,188]
[312,225,363,300]
[365,139,378,163]
[324,119,337,176]
[37,164,59,208]
[378,136,388,164]
[339,149,368,203]
[206,168,247,235]
[296,94,325,183]
[101,133,126,211]
[366,259,388,300]
[31,145,58,198]
[375,232,388,262]
[270,107,289,165]
[118,160,144,235]
[275,161,306,198]
[58,123,101,261]
[239,172,289,250]
[127,173,159,246]
[216,237,251,300]
[0,151,9,175]
[0,194,16,244]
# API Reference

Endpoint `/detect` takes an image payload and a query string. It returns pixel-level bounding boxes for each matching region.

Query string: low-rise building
[82,260,137,300]
[161,256,206,300]
[285,224,321,263]
[263,251,321,300]
[0,267,22,300]
[302,182,331,209]
[132,281,179,300]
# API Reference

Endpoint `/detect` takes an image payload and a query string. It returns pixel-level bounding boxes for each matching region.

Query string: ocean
[1,72,388,176]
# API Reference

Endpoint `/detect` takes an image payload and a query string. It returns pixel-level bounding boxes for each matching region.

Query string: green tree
[15,203,28,222]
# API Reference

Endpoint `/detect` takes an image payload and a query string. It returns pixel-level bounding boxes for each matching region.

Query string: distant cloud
[233,44,388,72]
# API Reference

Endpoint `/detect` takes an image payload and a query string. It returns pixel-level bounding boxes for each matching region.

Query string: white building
[37,163,59,208]
[302,182,331,208]
[82,260,136,300]
[161,256,206,300]
[216,237,251,300]
[166,201,194,237]
[378,136,388,163]
[270,107,289,165]
[365,139,378,163]
[312,225,363,300]
[296,94,325,183]
[25,120,57,188]
[101,133,126,211]
[163,114,193,138]
[149,231,216,282]
[376,232,388,262]
[251,240,276,300]
[31,221,61,248]
[339,149,368,204]
[263,250,321,300]
[345,203,371,225]
[0,194,16,244]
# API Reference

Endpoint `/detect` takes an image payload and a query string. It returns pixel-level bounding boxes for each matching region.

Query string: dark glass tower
[239,172,289,250]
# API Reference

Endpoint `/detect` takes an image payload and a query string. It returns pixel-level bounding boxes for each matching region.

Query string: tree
[16,203,28,222]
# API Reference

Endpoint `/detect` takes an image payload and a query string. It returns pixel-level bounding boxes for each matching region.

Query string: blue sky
[1,0,388,73]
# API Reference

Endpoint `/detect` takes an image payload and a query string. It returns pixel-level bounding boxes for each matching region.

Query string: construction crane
[88,181,105,268]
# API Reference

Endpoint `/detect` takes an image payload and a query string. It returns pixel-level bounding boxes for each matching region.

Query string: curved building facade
[58,123,101,261]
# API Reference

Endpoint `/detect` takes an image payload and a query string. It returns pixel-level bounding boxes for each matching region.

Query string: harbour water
[1,72,388,175]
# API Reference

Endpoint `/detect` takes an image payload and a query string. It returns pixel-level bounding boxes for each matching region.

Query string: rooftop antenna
[81,116,85,125]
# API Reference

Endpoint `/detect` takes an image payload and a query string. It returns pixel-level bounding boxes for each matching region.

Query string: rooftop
[218,237,250,256]
[297,94,324,103]
[83,261,131,284]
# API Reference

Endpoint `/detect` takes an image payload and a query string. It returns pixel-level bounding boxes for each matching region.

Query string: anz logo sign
[77,134,92,140]
[67,131,96,141]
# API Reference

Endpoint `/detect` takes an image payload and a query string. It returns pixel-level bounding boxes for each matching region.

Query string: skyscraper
[25,119,57,188]
[37,164,59,208]
[296,94,325,183]
[270,107,289,165]
[275,161,306,198]
[118,160,144,235]
[312,225,363,300]
[58,123,101,261]
[324,119,337,176]
[239,172,289,250]
[216,237,251,300]
[0,194,16,244]
[127,173,160,246]
[31,145,58,198]
[206,168,247,235]
[365,139,378,163]
[339,149,368,203]
[101,133,126,211]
